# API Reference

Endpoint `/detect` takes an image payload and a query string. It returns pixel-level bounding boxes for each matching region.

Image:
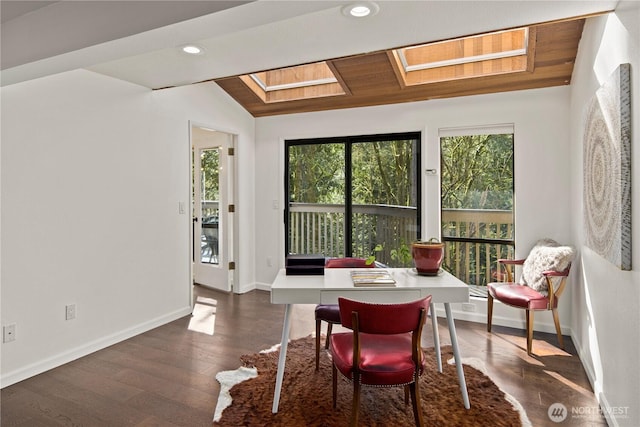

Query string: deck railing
[289,203,514,284]
[201,201,219,220]
[288,203,416,265]
[441,209,514,286]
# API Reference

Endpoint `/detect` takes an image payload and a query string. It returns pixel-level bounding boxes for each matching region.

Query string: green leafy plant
[365,244,384,265]
[391,241,413,267]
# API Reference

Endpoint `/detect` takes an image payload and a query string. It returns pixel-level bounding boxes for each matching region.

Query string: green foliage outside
[194,148,220,220]
[440,134,513,210]
[440,134,514,286]
[351,141,415,206]
[289,143,344,204]
[200,149,220,202]
[288,139,416,206]
[286,133,514,278]
[288,138,418,266]
[390,240,413,267]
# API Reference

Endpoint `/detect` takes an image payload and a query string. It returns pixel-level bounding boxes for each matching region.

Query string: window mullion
[344,141,353,258]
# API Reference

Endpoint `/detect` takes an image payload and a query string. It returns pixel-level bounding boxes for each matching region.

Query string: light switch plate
[3,324,16,343]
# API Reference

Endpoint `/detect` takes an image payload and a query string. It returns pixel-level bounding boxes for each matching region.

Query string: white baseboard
[255,282,271,292]
[234,282,269,293]
[571,332,627,427]
[0,305,193,388]
[571,333,598,392]
[598,392,620,427]
[233,282,265,293]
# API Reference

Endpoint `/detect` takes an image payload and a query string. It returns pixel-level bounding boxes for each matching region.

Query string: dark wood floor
[1,286,605,426]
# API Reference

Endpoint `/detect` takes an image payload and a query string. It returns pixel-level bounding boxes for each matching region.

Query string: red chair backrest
[325,257,373,268]
[338,296,432,334]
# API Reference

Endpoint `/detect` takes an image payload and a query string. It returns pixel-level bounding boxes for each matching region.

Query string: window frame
[438,125,515,288]
[285,132,422,260]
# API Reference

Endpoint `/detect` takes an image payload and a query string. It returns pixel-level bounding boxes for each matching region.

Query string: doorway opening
[190,123,236,292]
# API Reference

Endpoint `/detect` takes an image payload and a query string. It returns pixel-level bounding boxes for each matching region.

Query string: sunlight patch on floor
[544,370,596,399]
[527,341,572,357]
[188,296,217,335]
[492,331,570,364]
[492,333,545,366]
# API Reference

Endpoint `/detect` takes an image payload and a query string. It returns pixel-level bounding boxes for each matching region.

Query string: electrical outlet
[461,303,476,312]
[3,324,16,343]
[66,304,76,320]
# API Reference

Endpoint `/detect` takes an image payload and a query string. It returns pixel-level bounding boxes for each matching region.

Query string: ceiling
[1,1,617,116]
[216,18,586,117]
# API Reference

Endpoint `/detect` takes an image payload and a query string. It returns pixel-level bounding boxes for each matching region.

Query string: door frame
[188,120,238,293]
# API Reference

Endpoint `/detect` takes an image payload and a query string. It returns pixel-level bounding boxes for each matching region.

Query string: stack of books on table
[350,270,396,287]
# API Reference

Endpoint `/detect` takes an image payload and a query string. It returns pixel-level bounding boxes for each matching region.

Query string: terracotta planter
[411,238,444,275]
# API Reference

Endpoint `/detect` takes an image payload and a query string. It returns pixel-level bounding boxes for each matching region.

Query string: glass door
[192,125,232,291]
[198,147,220,265]
[285,132,420,267]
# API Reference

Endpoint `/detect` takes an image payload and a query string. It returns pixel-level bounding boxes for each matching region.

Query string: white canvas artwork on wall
[583,63,632,270]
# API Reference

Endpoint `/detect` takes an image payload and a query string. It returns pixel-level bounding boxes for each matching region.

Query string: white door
[191,124,234,291]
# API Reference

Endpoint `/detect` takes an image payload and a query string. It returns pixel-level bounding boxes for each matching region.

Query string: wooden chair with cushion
[487,238,575,355]
[330,296,432,427]
[315,257,373,370]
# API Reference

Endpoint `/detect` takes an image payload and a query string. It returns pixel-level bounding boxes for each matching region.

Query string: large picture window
[440,126,515,294]
[286,133,421,267]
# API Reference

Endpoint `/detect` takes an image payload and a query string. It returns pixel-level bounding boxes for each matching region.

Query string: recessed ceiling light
[182,45,203,55]
[342,2,379,18]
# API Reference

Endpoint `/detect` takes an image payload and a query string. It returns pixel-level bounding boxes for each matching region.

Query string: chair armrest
[544,264,572,306]
[542,269,570,277]
[498,259,525,265]
[496,259,525,283]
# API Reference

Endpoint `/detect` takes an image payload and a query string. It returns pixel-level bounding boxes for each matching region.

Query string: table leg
[444,302,470,409]
[272,303,292,413]
[430,301,442,373]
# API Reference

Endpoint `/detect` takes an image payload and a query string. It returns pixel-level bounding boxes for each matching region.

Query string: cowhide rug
[214,335,531,426]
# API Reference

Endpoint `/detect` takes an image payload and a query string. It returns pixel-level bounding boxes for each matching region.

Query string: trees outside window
[440,130,515,288]
[286,133,420,267]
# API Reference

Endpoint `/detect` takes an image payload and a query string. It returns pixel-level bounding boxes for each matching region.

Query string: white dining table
[270,267,471,413]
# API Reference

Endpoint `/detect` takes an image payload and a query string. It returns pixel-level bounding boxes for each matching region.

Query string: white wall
[0,70,255,386]
[151,79,257,294]
[569,3,640,426]
[254,86,574,332]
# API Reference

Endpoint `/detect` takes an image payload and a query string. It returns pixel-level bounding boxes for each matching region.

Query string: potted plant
[411,238,444,275]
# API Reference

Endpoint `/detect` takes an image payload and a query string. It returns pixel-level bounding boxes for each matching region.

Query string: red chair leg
[552,308,564,349]
[332,364,338,408]
[526,309,534,355]
[351,376,361,427]
[487,294,494,332]
[315,319,322,370]
[409,380,424,427]
[325,323,333,349]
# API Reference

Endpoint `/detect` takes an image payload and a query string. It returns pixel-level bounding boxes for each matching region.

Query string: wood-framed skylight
[389,27,535,87]
[239,61,347,103]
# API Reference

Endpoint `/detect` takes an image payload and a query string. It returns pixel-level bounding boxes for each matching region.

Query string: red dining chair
[487,239,575,355]
[330,296,432,427]
[315,257,374,370]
